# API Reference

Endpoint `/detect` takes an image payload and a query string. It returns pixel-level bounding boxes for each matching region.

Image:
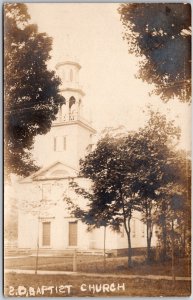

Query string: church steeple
[33,58,96,170]
[54,59,86,124]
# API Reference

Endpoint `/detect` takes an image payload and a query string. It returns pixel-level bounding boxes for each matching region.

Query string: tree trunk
[35,216,40,275]
[35,242,39,275]
[171,218,175,281]
[160,200,168,262]
[161,214,167,262]
[127,217,132,268]
[146,225,152,263]
[103,225,106,270]
[146,203,153,264]
[182,221,186,258]
[123,214,132,268]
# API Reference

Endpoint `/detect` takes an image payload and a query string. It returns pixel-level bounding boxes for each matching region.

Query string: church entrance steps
[30,249,105,257]
[5,247,147,258]
[5,248,106,258]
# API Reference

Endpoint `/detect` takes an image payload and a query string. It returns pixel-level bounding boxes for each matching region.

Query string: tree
[130,111,181,263]
[118,3,191,103]
[154,151,191,262]
[68,111,182,265]
[4,4,64,178]
[67,132,141,268]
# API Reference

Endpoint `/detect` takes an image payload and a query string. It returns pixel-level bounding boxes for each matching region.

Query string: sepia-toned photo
[4,3,191,297]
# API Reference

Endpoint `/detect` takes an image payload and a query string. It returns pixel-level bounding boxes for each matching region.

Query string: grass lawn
[4,255,191,277]
[4,273,191,297]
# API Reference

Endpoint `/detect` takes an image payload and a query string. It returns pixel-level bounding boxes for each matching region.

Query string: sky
[27,3,191,150]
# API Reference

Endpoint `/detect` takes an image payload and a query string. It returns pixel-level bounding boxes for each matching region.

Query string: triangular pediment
[22,161,78,182]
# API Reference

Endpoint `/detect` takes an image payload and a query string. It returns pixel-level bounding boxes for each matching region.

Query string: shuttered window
[54,136,66,151]
[42,222,51,246]
[69,221,77,246]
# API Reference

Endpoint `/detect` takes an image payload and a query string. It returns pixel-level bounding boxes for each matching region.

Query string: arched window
[69,96,76,109]
[69,96,76,120]
[70,69,73,81]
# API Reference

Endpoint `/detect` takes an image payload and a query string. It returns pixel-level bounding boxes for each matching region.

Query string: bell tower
[33,58,96,170]
[55,60,85,123]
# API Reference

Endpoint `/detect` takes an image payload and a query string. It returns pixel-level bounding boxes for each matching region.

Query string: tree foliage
[154,151,191,261]
[68,132,142,267]
[68,111,186,265]
[4,4,64,177]
[130,111,182,262]
[118,3,191,103]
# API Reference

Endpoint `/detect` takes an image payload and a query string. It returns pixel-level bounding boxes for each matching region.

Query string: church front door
[69,221,77,246]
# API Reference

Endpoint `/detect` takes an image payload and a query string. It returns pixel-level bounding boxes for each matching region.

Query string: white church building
[15,58,156,255]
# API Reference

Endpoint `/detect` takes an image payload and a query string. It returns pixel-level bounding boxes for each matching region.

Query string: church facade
[16,59,156,255]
